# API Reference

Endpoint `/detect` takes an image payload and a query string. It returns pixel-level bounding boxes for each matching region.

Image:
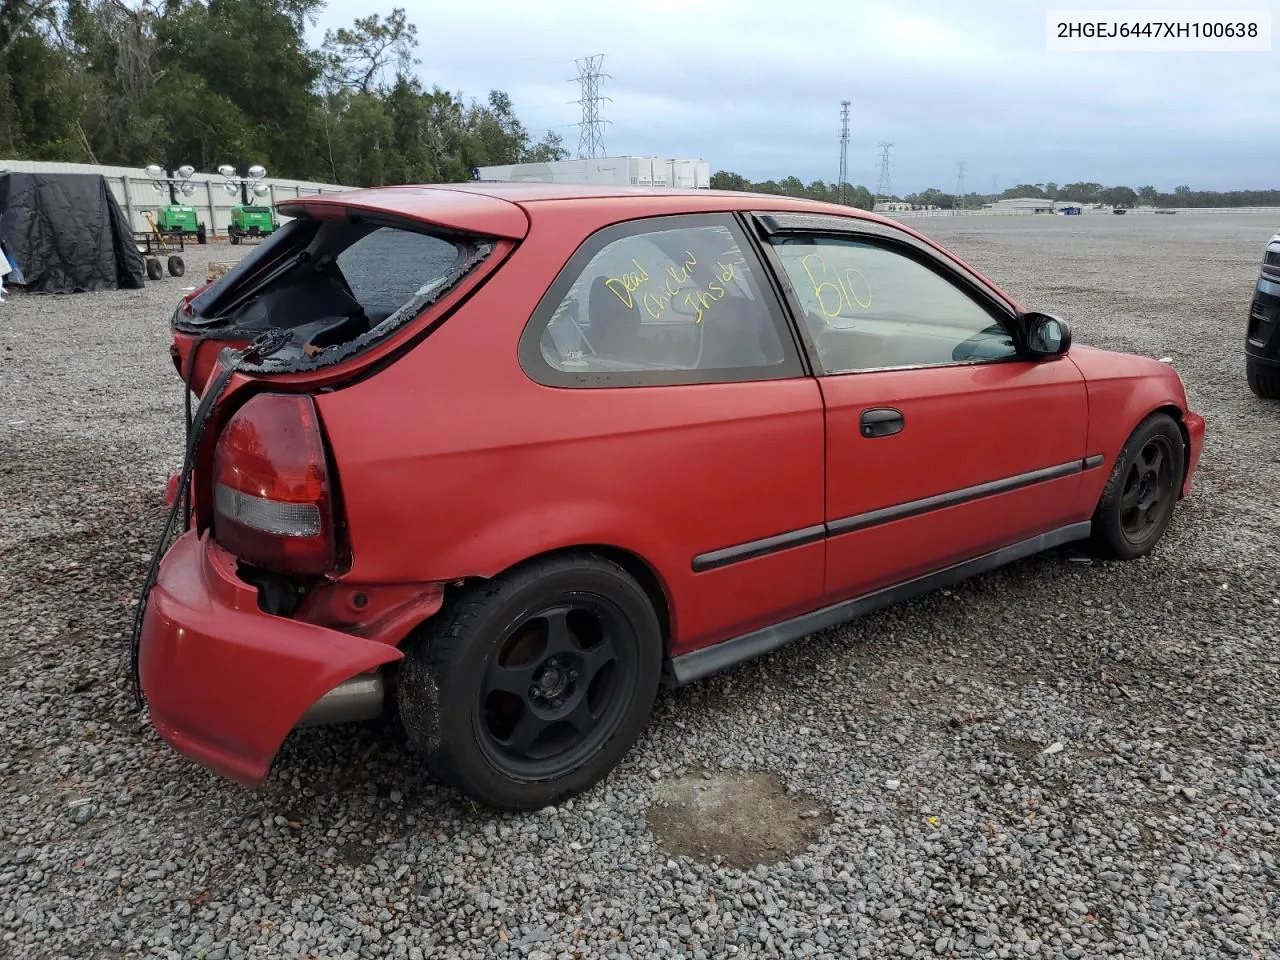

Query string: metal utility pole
[571,54,612,160]
[837,100,850,204]
[955,161,967,213]
[876,142,894,198]
[991,174,999,197]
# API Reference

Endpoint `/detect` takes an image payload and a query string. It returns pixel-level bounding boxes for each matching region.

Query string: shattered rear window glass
[337,227,464,316]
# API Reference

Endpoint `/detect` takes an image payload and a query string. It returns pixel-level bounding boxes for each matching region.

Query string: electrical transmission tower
[876,142,894,198]
[992,174,999,197]
[837,100,850,204]
[571,55,611,159]
[955,161,967,213]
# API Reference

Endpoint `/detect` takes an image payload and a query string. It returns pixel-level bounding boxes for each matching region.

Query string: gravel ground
[1,213,1278,960]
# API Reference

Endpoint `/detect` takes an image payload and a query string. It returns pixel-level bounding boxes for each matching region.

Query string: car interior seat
[588,276,641,358]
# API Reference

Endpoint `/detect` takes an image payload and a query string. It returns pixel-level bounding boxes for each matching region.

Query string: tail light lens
[212,393,336,575]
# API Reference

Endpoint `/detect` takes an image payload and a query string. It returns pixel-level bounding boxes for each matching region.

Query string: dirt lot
[1,213,1277,960]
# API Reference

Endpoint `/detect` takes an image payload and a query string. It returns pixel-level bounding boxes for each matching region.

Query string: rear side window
[337,227,464,318]
[522,216,801,386]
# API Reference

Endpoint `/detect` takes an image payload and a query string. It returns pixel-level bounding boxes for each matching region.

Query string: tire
[399,553,662,811]
[196,224,207,245]
[167,255,185,278]
[228,227,240,246]
[1246,356,1280,399]
[1088,412,1186,560]
[145,258,163,281]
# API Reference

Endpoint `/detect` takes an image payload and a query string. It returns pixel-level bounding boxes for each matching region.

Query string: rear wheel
[1246,356,1280,399]
[167,255,185,277]
[145,257,163,281]
[1088,413,1185,560]
[399,554,662,811]
[228,226,240,246]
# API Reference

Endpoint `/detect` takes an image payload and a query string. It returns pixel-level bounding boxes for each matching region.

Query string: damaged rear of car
[137,189,527,786]
[171,193,518,394]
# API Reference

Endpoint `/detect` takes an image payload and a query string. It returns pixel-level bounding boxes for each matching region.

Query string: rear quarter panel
[1068,345,1194,511]
[316,200,828,655]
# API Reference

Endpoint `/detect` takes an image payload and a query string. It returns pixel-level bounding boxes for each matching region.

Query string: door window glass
[770,236,1016,373]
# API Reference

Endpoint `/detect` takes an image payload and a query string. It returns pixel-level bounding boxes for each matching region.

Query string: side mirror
[1022,311,1072,357]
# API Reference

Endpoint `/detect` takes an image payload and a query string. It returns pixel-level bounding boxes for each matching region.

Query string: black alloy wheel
[399,553,662,811]
[1089,412,1186,561]
[476,600,634,779]
[1118,434,1176,547]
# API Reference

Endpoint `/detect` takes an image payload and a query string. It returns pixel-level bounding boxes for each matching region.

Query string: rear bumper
[1182,410,1205,499]
[139,531,403,786]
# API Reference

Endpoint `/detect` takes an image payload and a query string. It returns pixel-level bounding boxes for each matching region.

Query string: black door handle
[860,407,904,438]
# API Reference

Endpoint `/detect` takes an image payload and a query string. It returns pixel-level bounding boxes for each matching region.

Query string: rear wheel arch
[436,544,674,656]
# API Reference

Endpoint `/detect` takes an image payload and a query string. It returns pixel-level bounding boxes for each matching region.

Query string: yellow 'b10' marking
[801,253,872,317]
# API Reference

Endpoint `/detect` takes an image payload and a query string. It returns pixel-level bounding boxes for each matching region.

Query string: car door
[755,214,1091,603]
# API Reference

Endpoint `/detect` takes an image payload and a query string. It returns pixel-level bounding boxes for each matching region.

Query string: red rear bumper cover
[139,531,403,786]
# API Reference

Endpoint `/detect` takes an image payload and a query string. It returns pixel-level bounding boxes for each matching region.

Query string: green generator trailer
[155,204,207,244]
[144,165,208,243]
[226,204,276,244]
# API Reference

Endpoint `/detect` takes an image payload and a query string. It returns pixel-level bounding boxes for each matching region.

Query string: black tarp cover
[0,172,146,293]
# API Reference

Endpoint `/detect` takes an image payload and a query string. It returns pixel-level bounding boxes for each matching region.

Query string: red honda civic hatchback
[138,184,1204,811]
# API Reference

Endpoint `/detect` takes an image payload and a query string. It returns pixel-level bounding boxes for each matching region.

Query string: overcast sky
[311,0,1278,193]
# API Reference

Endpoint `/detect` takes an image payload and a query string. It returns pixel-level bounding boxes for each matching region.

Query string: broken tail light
[212,393,336,576]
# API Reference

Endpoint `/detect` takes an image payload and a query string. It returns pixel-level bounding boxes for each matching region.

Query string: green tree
[321,7,416,95]
[710,170,750,191]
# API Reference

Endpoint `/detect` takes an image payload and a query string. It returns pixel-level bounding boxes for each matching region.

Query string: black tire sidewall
[1092,414,1186,560]
[1246,357,1280,399]
[400,557,662,811]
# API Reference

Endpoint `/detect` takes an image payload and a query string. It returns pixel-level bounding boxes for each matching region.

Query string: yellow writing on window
[650,259,739,324]
[801,253,872,317]
[602,253,743,324]
[604,259,652,309]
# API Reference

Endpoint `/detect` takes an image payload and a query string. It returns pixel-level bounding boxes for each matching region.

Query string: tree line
[708,171,877,210]
[0,0,566,187]
[710,171,1280,210]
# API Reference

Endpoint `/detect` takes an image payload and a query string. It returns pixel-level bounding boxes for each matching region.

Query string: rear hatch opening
[175,211,499,375]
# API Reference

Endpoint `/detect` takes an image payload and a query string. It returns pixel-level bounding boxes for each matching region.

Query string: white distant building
[985,197,1097,214]
[474,156,711,189]
[986,197,1056,214]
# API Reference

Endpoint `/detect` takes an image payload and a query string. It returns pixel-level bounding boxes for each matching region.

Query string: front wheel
[399,554,662,811]
[1088,413,1186,560]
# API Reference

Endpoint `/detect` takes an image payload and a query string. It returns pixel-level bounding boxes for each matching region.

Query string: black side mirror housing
[1021,311,1072,358]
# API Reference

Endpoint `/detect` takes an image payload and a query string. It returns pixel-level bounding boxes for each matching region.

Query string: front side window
[769,236,1016,374]
[529,219,792,384]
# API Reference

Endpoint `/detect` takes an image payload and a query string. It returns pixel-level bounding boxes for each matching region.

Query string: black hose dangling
[127,330,292,711]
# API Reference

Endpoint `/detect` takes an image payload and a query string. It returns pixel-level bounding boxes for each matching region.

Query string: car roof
[280,182,896,236]
[277,183,1023,312]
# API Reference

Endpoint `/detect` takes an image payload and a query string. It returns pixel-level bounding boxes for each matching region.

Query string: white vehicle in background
[1246,231,1280,399]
